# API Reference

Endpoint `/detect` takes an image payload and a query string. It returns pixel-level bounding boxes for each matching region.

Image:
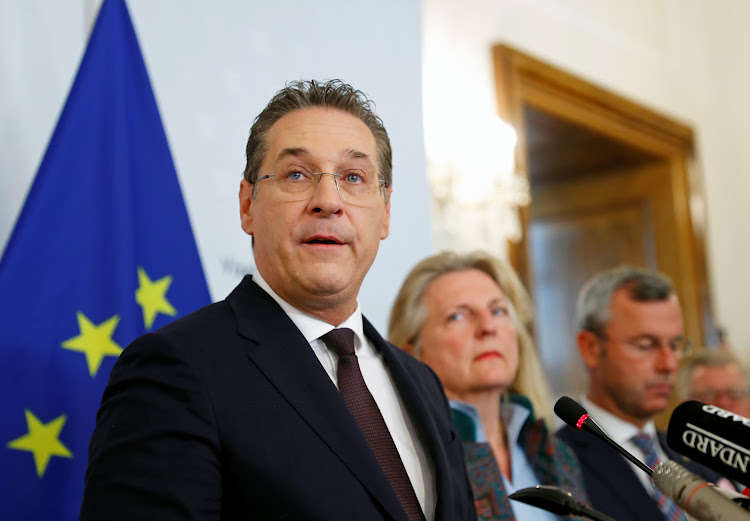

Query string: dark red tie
[321,328,426,521]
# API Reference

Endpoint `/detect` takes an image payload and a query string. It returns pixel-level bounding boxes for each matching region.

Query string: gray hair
[676,350,750,400]
[575,265,676,337]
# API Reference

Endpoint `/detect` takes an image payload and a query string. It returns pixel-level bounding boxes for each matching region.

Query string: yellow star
[61,312,123,377]
[7,410,72,477]
[135,267,176,330]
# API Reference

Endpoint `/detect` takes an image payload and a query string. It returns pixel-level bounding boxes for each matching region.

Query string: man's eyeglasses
[254,169,386,206]
[691,388,750,403]
[597,334,692,358]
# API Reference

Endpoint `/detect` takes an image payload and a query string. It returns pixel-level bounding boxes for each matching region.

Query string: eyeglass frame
[251,171,387,203]
[592,331,693,358]
[690,387,750,402]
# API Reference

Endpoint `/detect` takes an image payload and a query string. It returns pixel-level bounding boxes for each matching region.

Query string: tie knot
[631,432,655,453]
[321,328,356,357]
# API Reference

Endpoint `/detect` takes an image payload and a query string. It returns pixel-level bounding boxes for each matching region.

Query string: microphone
[653,460,750,520]
[667,400,750,488]
[555,397,750,521]
[554,395,653,476]
[509,485,617,521]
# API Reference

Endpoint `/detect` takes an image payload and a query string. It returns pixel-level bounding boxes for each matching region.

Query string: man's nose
[308,173,343,213]
[656,345,680,371]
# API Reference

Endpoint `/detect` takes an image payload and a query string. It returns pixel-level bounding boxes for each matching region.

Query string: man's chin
[299,272,353,299]
[642,397,671,416]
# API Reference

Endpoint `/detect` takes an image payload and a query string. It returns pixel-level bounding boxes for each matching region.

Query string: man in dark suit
[557,266,726,521]
[78,79,476,521]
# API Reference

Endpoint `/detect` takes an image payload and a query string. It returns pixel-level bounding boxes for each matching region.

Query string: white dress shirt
[252,271,436,520]
[580,397,664,497]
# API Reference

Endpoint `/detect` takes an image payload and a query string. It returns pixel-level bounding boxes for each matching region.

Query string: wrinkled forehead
[607,290,683,334]
[692,363,746,385]
[264,108,377,171]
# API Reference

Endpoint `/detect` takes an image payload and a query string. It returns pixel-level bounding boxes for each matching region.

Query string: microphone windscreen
[667,400,750,488]
[510,485,618,521]
[509,486,573,515]
[554,396,588,427]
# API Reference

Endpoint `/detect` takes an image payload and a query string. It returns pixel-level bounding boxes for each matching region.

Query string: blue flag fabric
[0,1,211,519]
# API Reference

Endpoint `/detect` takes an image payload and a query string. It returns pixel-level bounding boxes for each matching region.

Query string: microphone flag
[0,1,211,520]
[668,400,750,488]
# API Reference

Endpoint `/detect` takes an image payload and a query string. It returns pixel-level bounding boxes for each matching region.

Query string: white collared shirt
[252,271,436,520]
[580,397,664,497]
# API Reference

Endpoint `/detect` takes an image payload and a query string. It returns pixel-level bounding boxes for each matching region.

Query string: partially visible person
[676,349,750,417]
[557,265,725,521]
[389,250,589,521]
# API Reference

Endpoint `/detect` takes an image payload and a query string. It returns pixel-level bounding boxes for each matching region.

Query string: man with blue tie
[557,266,724,521]
[79,79,476,521]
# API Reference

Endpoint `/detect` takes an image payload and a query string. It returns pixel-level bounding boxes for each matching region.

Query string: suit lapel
[564,427,662,521]
[519,418,559,487]
[228,277,407,521]
[365,318,456,521]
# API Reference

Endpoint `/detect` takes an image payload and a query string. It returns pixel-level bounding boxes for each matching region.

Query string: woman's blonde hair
[388,250,554,427]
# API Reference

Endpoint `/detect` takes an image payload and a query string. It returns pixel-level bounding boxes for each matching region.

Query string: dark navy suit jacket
[557,424,725,521]
[79,276,476,521]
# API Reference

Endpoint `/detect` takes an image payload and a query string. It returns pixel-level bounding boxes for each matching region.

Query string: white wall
[694,3,750,362]
[422,0,750,362]
[0,0,430,334]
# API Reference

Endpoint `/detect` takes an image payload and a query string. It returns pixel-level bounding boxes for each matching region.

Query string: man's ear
[577,330,603,370]
[380,187,393,240]
[239,179,254,236]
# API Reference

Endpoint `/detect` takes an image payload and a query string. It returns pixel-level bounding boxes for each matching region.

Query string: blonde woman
[389,250,588,521]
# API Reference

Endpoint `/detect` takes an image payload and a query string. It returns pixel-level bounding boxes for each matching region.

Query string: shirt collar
[503,401,532,448]
[580,396,657,444]
[252,270,367,349]
[449,399,531,446]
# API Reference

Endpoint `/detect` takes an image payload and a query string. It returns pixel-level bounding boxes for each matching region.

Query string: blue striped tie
[631,433,688,521]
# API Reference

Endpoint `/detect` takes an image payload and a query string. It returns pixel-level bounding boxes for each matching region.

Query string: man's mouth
[304,235,343,245]
[648,382,674,394]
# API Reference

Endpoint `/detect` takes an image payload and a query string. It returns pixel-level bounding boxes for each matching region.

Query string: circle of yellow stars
[6,266,177,477]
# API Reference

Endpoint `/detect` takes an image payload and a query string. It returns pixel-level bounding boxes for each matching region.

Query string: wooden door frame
[492,43,715,345]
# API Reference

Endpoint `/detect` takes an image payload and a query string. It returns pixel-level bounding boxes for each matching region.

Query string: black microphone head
[554,396,588,426]
[509,485,576,515]
[667,400,750,488]
[554,396,608,440]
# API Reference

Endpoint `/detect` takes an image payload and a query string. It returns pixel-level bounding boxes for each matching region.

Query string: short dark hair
[575,265,676,337]
[242,79,392,195]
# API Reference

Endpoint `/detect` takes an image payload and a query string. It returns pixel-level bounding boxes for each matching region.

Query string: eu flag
[0,1,211,519]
